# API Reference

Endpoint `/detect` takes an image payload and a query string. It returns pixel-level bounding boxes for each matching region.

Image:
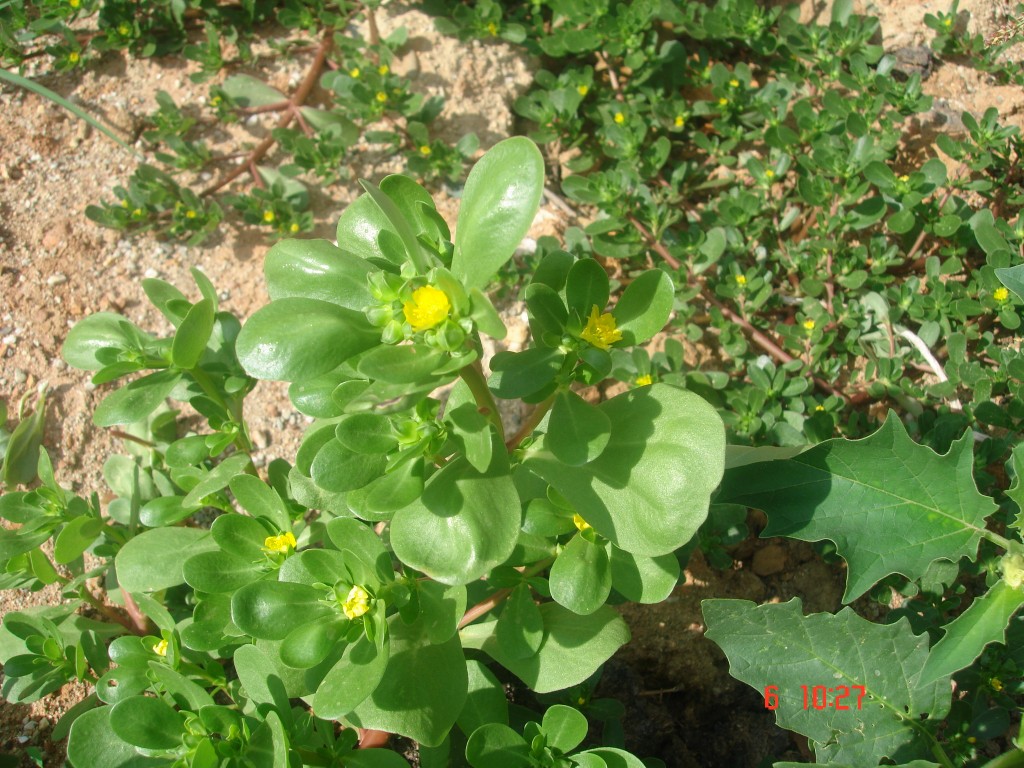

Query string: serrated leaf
[716,413,997,601]
[703,598,951,766]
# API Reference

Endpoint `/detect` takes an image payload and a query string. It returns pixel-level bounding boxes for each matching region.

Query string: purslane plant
[0,138,726,766]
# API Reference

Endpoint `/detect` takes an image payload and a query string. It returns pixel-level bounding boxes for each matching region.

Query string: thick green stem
[459,360,505,444]
[188,367,253,453]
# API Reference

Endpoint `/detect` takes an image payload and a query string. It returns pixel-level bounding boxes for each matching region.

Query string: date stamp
[763,685,868,711]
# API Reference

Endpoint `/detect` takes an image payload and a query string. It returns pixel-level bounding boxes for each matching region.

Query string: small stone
[23,720,36,732]
[46,273,68,286]
[13,369,27,384]
[751,543,787,577]
[253,430,272,450]
[52,359,66,371]
[16,735,28,744]
[144,268,158,279]
[38,718,50,730]
[2,334,16,345]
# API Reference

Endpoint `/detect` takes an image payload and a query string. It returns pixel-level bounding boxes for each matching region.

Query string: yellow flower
[69,0,80,8]
[375,91,387,103]
[613,112,625,124]
[118,23,131,36]
[580,305,623,350]
[68,51,80,64]
[342,585,371,619]
[729,78,740,87]
[419,145,432,156]
[990,677,1004,692]
[487,21,499,36]
[573,513,592,532]
[577,84,589,96]
[898,174,910,183]
[210,95,221,107]
[403,285,450,332]
[735,274,747,286]
[718,97,728,106]
[185,209,196,219]
[764,169,775,180]
[263,210,275,223]
[634,374,653,387]
[152,639,168,657]
[132,208,143,217]
[378,64,389,75]
[802,318,816,331]
[263,531,296,554]
[674,115,685,128]
[994,287,1010,302]
[349,67,360,78]
[121,199,129,207]
[815,404,825,412]
[289,222,300,233]
[942,17,952,27]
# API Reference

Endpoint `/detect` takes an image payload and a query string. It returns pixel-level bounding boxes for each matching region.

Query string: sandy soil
[0,0,1021,765]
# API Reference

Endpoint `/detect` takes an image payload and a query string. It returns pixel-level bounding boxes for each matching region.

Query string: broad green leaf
[703,599,951,766]
[490,348,565,399]
[281,617,349,669]
[447,402,493,474]
[212,510,270,560]
[231,581,335,641]
[461,604,630,694]
[452,137,545,290]
[182,452,253,509]
[236,298,379,382]
[496,583,543,660]
[68,707,163,768]
[524,385,724,556]
[109,696,184,750]
[466,723,531,768]
[94,370,182,427]
[222,75,286,107]
[359,179,430,273]
[380,174,448,243]
[919,581,1024,684]
[311,438,387,492]
[53,516,104,564]
[183,551,263,594]
[525,283,568,345]
[716,413,997,601]
[542,705,589,753]
[326,517,392,583]
[545,390,611,466]
[230,474,290,531]
[1,390,46,486]
[312,634,389,718]
[116,527,216,593]
[611,270,673,345]
[233,644,292,710]
[549,534,611,615]
[609,548,679,604]
[565,258,610,320]
[391,442,520,585]
[995,264,1024,303]
[469,288,507,340]
[345,613,468,747]
[357,344,445,384]
[458,661,509,735]
[336,193,402,265]
[265,239,374,311]
[171,299,215,369]
[148,663,215,712]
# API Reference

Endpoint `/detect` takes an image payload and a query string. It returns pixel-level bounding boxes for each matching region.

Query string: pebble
[253,430,272,449]
[46,273,68,286]
[245,114,261,127]
[144,268,159,279]
[13,369,26,384]
[38,718,49,730]
[2,334,16,345]
[752,543,787,577]
[23,720,36,732]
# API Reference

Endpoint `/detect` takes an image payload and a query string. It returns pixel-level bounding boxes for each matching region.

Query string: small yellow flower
[898,174,910,183]
[68,50,80,64]
[990,677,1004,692]
[718,97,728,107]
[132,208,143,217]
[378,64,389,75]
[342,585,371,619]
[573,513,592,532]
[577,84,589,96]
[375,91,388,103]
[967,737,977,744]
[263,210,275,223]
[152,639,168,657]
[210,95,221,107]
[117,23,131,36]
[403,285,450,332]
[419,144,432,156]
[815,404,825,412]
[994,287,1010,303]
[121,199,129,208]
[349,67,360,78]
[577,696,586,706]
[729,78,740,88]
[289,222,300,233]
[487,21,499,36]
[802,318,816,331]
[185,209,197,219]
[634,374,653,387]
[764,169,775,180]
[674,115,685,128]
[580,305,623,350]
[69,0,80,8]
[942,17,952,27]
[264,531,296,554]
[613,112,625,125]
[735,274,747,286]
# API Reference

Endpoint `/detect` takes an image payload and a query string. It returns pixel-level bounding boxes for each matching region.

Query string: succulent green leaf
[609,548,679,604]
[311,438,387,493]
[995,264,1024,303]
[524,385,725,556]
[489,348,565,399]
[68,707,164,768]
[565,258,610,321]
[391,442,519,585]
[611,270,673,345]
[53,516,104,564]
[918,581,1024,684]
[326,517,392,583]
[183,551,262,594]
[265,238,374,311]
[357,344,446,384]
[62,313,154,372]
[212,514,270,560]
[236,298,379,382]
[360,180,431,273]
[703,599,951,766]
[466,723,532,768]
[716,413,997,601]
[525,283,568,345]
[542,704,589,753]
[447,402,493,474]
[452,137,545,290]
[546,390,611,466]
[94,370,182,427]
[182,452,253,509]
[109,696,184,750]
[496,583,543,660]
[222,75,286,107]
[312,634,389,719]
[231,581,335,641]
[344,613,468,747]
[230,474,291,532]
[458,660,509,735]
[461,604,630,694]
[116,527,216,593]
[281,617,349,669]
[1,390,46,486]
[171,298,215,369]
[549,534,611,615]
[336,193,402,266]
[147,663,216,712]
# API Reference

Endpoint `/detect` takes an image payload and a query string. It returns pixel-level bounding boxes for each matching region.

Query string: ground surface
[0,0,1021,765]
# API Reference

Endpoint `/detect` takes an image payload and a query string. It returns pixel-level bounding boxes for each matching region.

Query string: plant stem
[506,393,555,451]
[458,558,554,629]
[459,360,505,444]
